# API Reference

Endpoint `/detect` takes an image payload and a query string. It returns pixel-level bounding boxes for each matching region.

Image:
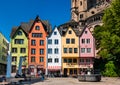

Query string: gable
[50,27,61,38]
[29,21,47,35]
[65,27,77,37]
[12,28,27,39]
[81,27,93,38]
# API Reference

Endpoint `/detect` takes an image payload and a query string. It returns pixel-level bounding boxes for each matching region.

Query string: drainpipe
[45,37,48,76]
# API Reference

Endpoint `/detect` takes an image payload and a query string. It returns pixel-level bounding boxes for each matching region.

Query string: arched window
[18,31,22,35]
[80,1,82,6]
[35,26,40,30]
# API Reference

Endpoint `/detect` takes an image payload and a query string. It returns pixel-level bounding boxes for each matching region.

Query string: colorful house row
[10,16,51,74]
[10,16,95,76]
[0,32,9,75]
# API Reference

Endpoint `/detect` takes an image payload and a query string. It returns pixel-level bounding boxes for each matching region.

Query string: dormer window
[35,26,40,30]
[18,31,22,35]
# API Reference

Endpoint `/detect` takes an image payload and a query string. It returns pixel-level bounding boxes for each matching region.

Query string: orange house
[28,16,51,74]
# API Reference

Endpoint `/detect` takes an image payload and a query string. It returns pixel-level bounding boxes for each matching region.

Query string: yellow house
[61,27,80,76]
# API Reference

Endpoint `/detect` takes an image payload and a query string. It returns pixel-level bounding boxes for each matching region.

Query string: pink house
[79,27,95,74]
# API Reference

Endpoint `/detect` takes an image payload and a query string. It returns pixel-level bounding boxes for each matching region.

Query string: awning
[48,66,61,70]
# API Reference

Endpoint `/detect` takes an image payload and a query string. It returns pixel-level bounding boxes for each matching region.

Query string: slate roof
[10,16,52,38]
[57,20,82,36]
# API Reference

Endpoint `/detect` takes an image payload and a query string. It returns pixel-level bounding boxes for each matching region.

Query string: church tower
[71,0,110,27]
[71,0,96,22]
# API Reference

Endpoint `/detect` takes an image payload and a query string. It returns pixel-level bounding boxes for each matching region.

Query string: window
[64,48,67,53]
[69,48,72,53]
[32,33,42,37]
[35,26,40,30]
[20,48,26,53]
[31,48,36,54]
[2,47,5,53]
[81,39,85,44]
[86,39,90,44]
[68,59,72,63]
[2,55,6,61]
[55,58,59,63]
[80,1,82,6]
[80,59,84,63]
[14,39,24,44]
[31,56,35,62]
[68,30,72,34]
[64,58,67,63]
[40,57,44,62]
[86,58,90,64]
[73,59,77,63]
[48,58,52,63]
[54,39,59,44]
[74,48,78,53]
[54,31,57,35]
[66,38,70,44]
[31,40,36,45]
[48,39,52,44]
[40,49,44,55]
[12,56,17,62]
[12,66,16,73]
[18,31,22,35]
[87,48,91,53]
[12,48,17,53]
[71,38,75,44]
[54,48,59,54]
[48,48,52,54]
[85,31,87,34]
[81,48,85,53]
[40,40,44,45]
[80,14,83,19]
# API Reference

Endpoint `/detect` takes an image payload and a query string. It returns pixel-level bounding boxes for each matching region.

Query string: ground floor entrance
[48,70,61,77]
[63,68,78,77]
[0,63,6,75]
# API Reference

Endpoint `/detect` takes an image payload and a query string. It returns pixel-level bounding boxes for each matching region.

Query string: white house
[47,27,62,77]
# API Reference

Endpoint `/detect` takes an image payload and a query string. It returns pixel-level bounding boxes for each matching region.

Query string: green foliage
[93,0,120,77]
[102,61,117,77]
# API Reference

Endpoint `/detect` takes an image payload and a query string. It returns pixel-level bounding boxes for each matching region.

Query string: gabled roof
[79,26,93,37]
[10,25,28,38]
[58,20,80,36]
[10,16,52,38]
[29,16,52,34]
[59,26,82,37]
[58,19,79,30]
[47,26,61,38]
[10,26,18,38]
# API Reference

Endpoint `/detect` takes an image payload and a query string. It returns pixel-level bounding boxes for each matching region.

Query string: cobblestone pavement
[32,77,120,85]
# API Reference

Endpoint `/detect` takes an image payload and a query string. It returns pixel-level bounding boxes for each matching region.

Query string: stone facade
[71,0,111,29]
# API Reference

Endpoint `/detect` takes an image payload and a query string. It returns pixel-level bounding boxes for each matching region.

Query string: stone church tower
[71,0,111,30]
[71,0,96,21]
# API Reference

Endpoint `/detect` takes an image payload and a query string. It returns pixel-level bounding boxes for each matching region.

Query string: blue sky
[0,0,71,41]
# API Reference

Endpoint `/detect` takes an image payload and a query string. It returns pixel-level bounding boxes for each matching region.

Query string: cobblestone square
[32,77,120,85]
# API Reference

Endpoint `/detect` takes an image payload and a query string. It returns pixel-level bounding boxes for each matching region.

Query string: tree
[93,0,120,76]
